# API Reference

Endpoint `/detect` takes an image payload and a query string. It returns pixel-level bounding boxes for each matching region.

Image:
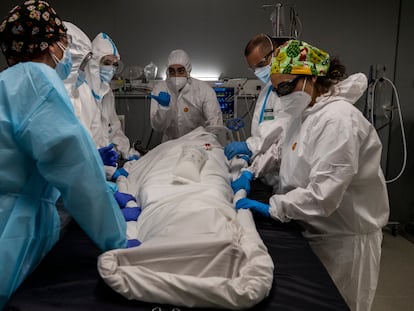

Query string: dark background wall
[0,0,412,225]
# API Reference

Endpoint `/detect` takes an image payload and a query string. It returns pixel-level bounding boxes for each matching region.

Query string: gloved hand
[98,144,119,167]
[236,198,270,218]
[149,91,170,107]
[127,239,141,248]
[239,155,250,163]
[231,170,254,194]
[121,207,142,221]
[114,191,136,209]
[224,141,252,160]
[111,167,129,181]
[127,154,139,161]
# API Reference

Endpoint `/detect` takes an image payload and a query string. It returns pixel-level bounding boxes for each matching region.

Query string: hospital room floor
[371,226,414,311]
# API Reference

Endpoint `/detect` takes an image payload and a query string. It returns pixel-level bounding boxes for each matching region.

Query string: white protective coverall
[0,62,127,308]
[268,73,390,311]
[63,21,105,147]
[246,80,281,155]
[85,32,132,158]
[150,49,223,141]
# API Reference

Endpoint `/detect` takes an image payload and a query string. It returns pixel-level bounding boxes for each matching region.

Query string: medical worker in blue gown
[0,1,127,308]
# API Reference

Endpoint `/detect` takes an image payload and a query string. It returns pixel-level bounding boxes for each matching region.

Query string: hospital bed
[5,127,350,311]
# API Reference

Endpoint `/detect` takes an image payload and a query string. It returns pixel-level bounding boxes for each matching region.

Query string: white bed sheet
[98,127,274,309]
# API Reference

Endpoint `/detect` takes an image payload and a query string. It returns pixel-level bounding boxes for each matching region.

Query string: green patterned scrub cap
[271,39,330,76]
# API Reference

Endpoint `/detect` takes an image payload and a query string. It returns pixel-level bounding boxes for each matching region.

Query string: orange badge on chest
[292,142,297,151]
[183,107,189,112]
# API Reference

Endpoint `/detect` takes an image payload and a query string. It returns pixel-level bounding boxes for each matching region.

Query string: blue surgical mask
[254,64,271,84]
[100,65,115,83]
[51,42,72,80]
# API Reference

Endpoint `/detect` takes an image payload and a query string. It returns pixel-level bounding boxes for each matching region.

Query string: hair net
[271,39,330,76]
[0,0,66,61]
[167,49,192,73]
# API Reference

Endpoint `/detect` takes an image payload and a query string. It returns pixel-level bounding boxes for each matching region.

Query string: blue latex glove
[111,167,129,181]
[236,198,270,218]
[239,155,250,163]
[114,191,136,209]
[128,155,139,161]
[224,141,252,160]
[121,207,142,221]
[231,170,254,194]
[127,239,141,248]
[149,91,170,107]
[98,144,119,167]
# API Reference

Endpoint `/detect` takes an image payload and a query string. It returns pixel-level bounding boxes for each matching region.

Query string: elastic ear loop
[50,41,67,64]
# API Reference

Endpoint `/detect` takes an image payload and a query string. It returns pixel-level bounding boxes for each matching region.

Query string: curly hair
[313,57,347,96]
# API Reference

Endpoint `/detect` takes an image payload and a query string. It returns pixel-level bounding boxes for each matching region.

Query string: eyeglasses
[272,76,302,97]
[248,50,273,71]
[168,66,186,76]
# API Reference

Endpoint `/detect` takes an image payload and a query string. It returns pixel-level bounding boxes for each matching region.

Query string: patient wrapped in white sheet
[98,127,274,310]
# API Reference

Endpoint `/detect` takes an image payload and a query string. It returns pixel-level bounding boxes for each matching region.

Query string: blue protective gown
[0,62,127,307]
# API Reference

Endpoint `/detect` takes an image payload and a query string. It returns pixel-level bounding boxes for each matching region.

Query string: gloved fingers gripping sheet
[98,127,274,309]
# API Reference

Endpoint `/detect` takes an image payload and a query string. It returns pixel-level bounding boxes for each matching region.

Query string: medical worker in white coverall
[85,32,137,160]
[149,49,223,142]
[224,33,282,161]
[63,21,105,148]
[235,39,390,311]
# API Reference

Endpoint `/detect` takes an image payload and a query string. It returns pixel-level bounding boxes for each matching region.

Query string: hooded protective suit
[269,73,389,311]
[246,80,281,155]
[150,49,223,141]
[63,21,105,147]
[85,32,132,158]
[0,62,127,308]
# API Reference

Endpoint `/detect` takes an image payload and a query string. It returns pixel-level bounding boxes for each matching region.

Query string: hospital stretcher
[5,128,350,311]
[5,218,349,311]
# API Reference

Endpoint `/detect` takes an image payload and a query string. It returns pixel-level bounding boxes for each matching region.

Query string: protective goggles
[272,75,302,97]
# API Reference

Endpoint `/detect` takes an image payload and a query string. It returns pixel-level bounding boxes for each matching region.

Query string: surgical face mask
[167,76,188,92]
[278,77,312,117]
[100,65,115,83]
[50,41,72,80]
[254,63,271,84]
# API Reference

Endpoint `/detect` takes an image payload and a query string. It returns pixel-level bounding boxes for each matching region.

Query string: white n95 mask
[279,77,311,118]
[167,77,187,92]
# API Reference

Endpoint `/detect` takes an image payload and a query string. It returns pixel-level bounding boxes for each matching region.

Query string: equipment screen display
[213,87,234,120]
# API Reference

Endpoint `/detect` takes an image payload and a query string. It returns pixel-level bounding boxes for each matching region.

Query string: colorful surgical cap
[0,0,67,61]
[271,39,330,76]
